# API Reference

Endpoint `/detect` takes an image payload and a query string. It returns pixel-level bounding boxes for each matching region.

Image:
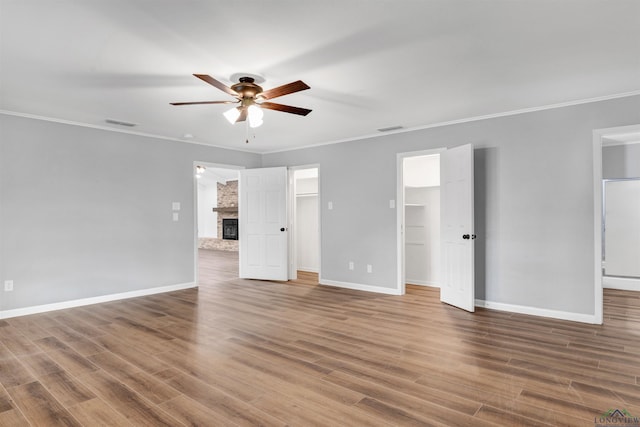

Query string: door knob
[280,227,286,232]
[462,234,470,239]
[462,234,477,240]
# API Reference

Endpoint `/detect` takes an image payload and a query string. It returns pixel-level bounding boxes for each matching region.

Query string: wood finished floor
[1,250,640,426]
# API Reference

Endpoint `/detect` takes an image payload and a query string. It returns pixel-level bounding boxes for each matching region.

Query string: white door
[238,167,289,280]
[440,144,475,311]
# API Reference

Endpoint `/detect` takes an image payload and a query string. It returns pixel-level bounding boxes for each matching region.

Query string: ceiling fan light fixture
[223,107,241,124]
[248,105,264,128]
[173,74,311,136]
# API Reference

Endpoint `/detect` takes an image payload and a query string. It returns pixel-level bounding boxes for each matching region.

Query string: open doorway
[195,163,321,284]
[593,124,640,324]
[289,166,320,282]
[397,149,444,294]
[193,162,244,283]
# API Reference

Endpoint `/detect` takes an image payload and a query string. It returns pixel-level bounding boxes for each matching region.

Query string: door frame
[192,161,245,285]
[592,123,640,325]
[288,164,321,281]
[396,148,445,295]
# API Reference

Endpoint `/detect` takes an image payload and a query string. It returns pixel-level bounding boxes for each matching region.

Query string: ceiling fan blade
[259,80,310,100]
[194,74,238,96]
[260,102,312,116]
[170,100,236,106]
[236,108,248,122]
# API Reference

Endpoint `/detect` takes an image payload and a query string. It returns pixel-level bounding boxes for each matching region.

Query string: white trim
[593,130,605,325]
[593,123,640,326]
[298,267,319,274]
[475,299,598,324]
[320,279,402,296]
[0,282,196,320]
[405,280,440,288]
[603,276,640,291]
[263,90,640,154]
[602,139,640,147]
[288,168,297,280]
[0,110,257,153]
[396,153,406,296]
[193,163,200,287]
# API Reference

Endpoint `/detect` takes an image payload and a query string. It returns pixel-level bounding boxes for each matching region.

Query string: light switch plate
[389,200,395,209]
[328,201,333,210]
[172,202,181,211]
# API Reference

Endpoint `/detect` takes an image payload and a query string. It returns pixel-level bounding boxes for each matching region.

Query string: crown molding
[263,90,640,154]
[0,110,259,154]
[3,89,640,156]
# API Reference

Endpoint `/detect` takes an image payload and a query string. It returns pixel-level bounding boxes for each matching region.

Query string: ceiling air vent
[377,125,403,132]
[105,119,137,127]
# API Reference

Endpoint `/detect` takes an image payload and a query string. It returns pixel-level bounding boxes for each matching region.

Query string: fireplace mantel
[212,207,238,213]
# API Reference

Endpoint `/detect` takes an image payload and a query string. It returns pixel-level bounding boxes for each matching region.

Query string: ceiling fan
[171,74,312,128]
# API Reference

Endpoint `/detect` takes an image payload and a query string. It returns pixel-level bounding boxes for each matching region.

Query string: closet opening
[289,166,320,281]
[397,150,443,293]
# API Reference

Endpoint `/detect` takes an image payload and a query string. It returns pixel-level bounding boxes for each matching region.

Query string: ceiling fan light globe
[247,104,264,128]
[223,107,241,124]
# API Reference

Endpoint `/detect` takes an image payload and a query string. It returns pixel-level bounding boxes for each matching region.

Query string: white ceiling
[2,1,639,153]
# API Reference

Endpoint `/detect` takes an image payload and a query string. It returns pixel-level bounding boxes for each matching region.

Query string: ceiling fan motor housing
[231,77,263,100]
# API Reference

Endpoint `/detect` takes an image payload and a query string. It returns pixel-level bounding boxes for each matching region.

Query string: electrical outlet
[4,280,14,292]
[173,212,179,221]
[348,261,354,270]
[328,201,333,210]
[367,264,373,273]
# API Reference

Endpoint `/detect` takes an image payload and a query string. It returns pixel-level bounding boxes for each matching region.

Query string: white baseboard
[475,299,598,324]
[603,276,640,291]
[406,279,440,288]
[320,279,402,295]
[0,282,197,320]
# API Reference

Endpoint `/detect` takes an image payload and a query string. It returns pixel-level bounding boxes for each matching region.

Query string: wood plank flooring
[1,249,640,425]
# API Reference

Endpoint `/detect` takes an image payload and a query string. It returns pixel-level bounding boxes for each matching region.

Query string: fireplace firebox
[222,218,238,240]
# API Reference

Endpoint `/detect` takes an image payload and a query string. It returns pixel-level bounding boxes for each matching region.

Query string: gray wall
[0,114,260,312]
[3,96,640,318]
[603,143,640,178]
[262,95,640,316]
